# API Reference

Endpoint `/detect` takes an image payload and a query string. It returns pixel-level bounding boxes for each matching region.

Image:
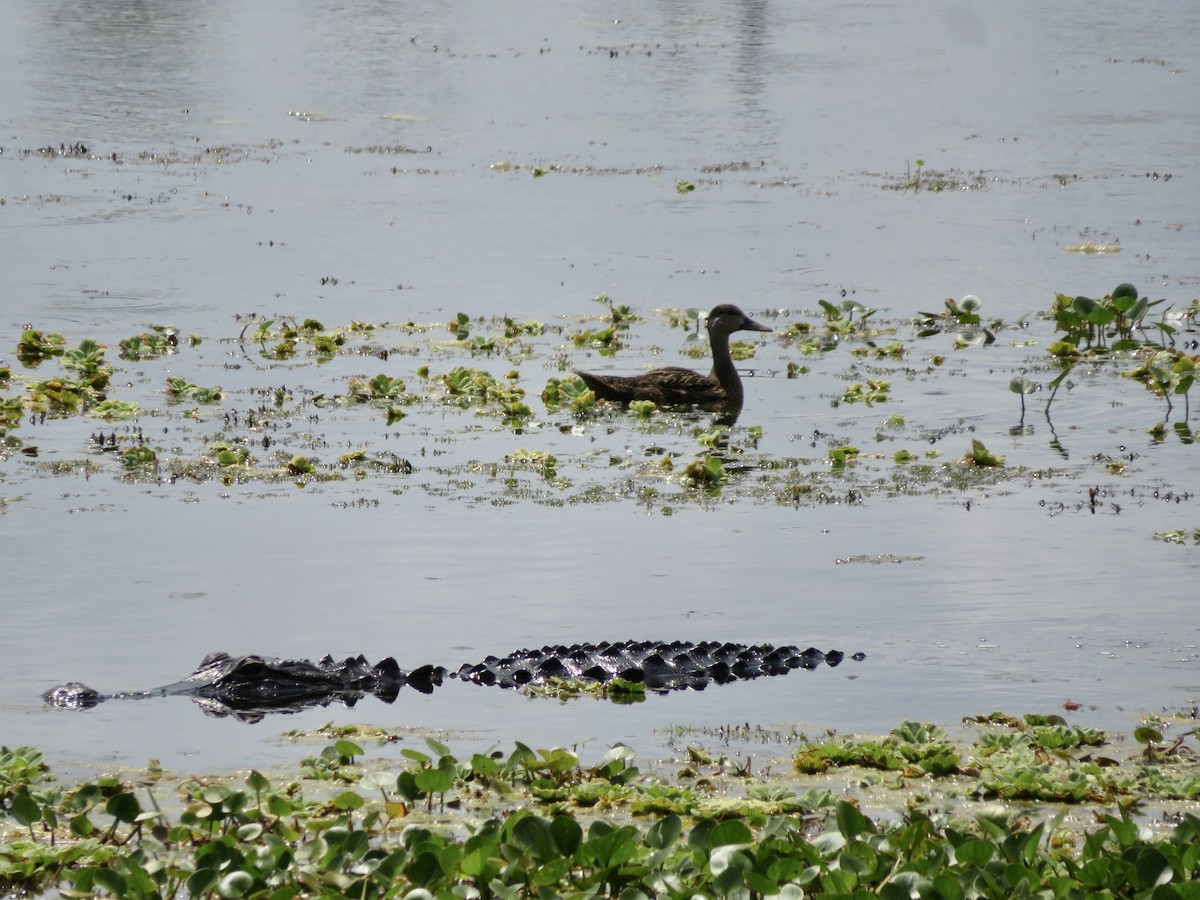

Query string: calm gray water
[2,0,1198,776]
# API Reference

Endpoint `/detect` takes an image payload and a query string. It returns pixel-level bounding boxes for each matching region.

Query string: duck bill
[745,318,772,333]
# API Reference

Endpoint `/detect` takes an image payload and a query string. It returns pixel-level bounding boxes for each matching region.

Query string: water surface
[1,0,1198,776]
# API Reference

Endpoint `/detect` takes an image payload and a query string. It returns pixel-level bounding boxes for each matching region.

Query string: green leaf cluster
[794,721,963,776]
[541,375,596,415]
[1051,283,1165,353]
[118,327,178,361]
[6,734,1200,898]
[165,377,222,404]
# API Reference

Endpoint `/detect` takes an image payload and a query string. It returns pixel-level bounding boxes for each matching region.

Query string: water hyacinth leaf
[106,792,141,823]
[333,739,364,760]
[773,886,807,900]
[179,868,218,898]
[1135,847,1174,889]
[954,837,995,866]
[549,814,583,856]
[358,771,397,791]
[930,874,967,900]
[10,791,40,826]
[1134,726,1163,745]
[709,819,754,848]
[810,830,846,856]
[646,814,682,849]
[835,800,868,839]
[512,814,555,861]
[69,813,95,836]
[708,844,749,877]
[414,767,453,795]
[89,868,128,896]
[1112,282,1138,304]
[1076,856,1112,888]
[217,870,254,898]
[838,845,874,876]
[236,822,264,841]
[333,791,365,810]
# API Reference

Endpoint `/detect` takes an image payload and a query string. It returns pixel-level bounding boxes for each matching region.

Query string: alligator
[43,641,865,721]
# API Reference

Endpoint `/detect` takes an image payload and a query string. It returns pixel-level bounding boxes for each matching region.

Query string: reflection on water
[1,0,1198,775]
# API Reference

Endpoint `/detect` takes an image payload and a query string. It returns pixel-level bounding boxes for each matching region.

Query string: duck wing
[575,367,726,406]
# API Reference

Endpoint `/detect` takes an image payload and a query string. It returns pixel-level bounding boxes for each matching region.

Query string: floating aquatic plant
[503,316,545,338]
[449,312,472,341]
[1009,375,1038,421]
[1124,349,1198,421]
[120,446,157,470]
[628,399,657,419]
[569,324,621,353]
[508,448,558,479]
[962,439,1003,467]
[1050,283,1164,353]
[285,456,315,476]
[346,373,408,403]
[15,329,65,363]
[118,327,178,361]
[208,441,249,467]
[540,375,595,415]
[840,378,891,406]
[62,339,112,390]
[819,298,875,334]
[87,399,142,421]
[794,721,962,776]
[165,377,222,404]
[683,454,728,488]
[4,722,1200,898]
[1153,529,1200,546]
[828,445,859,468]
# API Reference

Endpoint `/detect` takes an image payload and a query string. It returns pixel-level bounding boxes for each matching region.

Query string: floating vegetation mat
[2,287,1199,524]
[1,710,1198,897]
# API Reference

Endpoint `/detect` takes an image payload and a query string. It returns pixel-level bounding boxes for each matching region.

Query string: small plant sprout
[963,439,1003,467]
[914,295,996,343]
[905,158,925,192]
[818,298,875,333]
[683,454,728,488]
[629,399,657,419]
[286,456,315,477]
[1124,349,1198,422]
[828,445,859,469]
[1009,376,1038,422]
[450,312,472,341]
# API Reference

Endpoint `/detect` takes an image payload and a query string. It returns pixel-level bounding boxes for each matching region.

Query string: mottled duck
[575,303,771,412]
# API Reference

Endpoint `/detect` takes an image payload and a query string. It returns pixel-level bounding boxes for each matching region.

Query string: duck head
[705,304,772,337]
